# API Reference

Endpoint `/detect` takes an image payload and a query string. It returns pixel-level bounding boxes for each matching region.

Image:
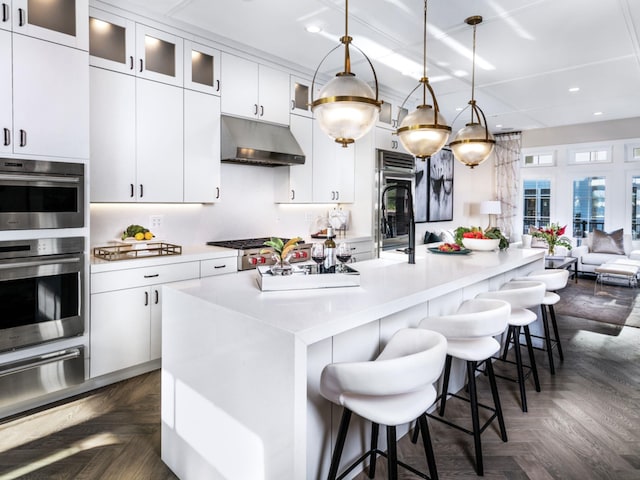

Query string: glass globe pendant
[450,16,495,168]
[396,0,451,159]
[311,0,381,147]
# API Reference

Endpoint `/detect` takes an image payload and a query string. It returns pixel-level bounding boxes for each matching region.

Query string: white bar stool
[477,280,546,413]
[320,328,447,480]
[516,269,569,374]
[416,298,511,476]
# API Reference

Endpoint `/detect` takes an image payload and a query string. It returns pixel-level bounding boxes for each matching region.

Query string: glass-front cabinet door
[184,40,220,95]
[89,8,135,74]
[12,0,88,50]
[136,24,183,87]
[290,75,311,118]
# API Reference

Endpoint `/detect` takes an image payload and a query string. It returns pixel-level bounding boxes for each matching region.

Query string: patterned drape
[493,132,521,240]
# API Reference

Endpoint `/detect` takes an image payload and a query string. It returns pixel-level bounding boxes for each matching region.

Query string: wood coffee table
[545,256,578,283]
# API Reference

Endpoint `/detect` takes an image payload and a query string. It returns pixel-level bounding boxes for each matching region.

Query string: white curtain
[493,132,521,240]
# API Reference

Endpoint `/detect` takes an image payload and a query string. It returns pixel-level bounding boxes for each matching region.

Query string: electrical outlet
[149,215,163,230]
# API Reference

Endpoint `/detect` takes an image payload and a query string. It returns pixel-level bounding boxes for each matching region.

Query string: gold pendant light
[310,0,382,147]
[396,0,451,159]
[450,16,495,168]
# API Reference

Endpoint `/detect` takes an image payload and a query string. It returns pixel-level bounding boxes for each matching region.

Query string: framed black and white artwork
[414,157,428,223]
[427,148,454,222]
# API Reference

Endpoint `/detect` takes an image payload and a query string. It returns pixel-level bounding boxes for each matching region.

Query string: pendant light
[396,0,451,159]
[450,16,495,168]
[310,0,382,147]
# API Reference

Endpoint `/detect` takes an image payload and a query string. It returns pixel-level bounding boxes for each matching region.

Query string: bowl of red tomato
[461,231,500,251]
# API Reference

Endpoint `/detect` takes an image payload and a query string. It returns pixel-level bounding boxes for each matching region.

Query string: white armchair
[571,231,637,274]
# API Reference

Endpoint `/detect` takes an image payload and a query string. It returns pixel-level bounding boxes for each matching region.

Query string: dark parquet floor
[0,314,638,480]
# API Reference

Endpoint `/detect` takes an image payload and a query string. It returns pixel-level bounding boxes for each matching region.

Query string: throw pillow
[591,228,625,254]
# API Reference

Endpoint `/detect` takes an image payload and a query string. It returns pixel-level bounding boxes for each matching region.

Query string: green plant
[454,226,509,250]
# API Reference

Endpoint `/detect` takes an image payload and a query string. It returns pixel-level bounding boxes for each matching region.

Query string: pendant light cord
[342,0,352,74]
[422,0,427,105]
[471,21,477,104]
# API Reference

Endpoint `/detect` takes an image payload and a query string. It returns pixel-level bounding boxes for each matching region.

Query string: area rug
[554,277,640,327]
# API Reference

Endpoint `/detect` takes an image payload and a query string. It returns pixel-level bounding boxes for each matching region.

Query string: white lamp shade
[450,123,496,167]
[312,75,380,145]
[397,105,451,158]
[480,200,501,215]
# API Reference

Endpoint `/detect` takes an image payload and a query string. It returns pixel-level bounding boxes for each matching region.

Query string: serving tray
[428,247,471,255]
[256,264,360,291]
[93,242,182,261]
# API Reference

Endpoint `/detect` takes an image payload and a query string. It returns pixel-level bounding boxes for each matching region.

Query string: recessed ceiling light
[568,87,580,92]
[455,107,464,111]
[496,124,503,128]
[453,70,467,77]
[593,111,603,116]
[305,25,322,34]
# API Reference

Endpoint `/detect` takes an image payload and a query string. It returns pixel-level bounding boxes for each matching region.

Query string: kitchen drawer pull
[139,184,144,198]
[291,189,295,200]
[3,128,9,146]
[2,3,8,22]
[0,348,81,379]
[17,7,24,26]
[336,191,340,200]
[144,274,159,278]
[130,183,134,198]
[144,291,149,306]
[254,104,258,115]
[154,289,159,304]
[216,186,220,199]
[129,56,134,70]
[213,264,226,269]
[19,129,26,147]
[260,105,264,117]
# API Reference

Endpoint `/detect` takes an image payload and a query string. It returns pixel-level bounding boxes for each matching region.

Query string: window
[569,146,611,164]
[522,179,550,233]
[626,143,640,162]
[523,152,554,166]
[632,177,640,240]
[572,176,605,238]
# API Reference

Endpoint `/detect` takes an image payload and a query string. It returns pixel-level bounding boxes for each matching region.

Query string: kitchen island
[161,245,545,480]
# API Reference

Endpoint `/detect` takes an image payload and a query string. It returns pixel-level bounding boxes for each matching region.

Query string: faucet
[381,184,415,264]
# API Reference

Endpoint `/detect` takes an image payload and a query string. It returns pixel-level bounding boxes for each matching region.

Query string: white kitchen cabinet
[184,40,220,95]
[0,30,11,154]
[200,256,238,277]
[375,126,409,154]
[275,114,313,203]
[184,89,221,203]
[289,75,314,118]
[89,8,182,87]
[346,239,374,262]
[220,53,289,125]
[90,67,184,203]
[312,120,355,203]
[10,33,89,158]
[136,78,184,202]
[90,260,200,377]
[10,0,88,50]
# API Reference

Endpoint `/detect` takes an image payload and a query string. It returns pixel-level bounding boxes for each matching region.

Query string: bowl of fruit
[428,243,471,255]
[460,231,500,251]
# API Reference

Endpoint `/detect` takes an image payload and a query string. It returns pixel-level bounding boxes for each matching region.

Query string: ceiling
[110,0,640,134]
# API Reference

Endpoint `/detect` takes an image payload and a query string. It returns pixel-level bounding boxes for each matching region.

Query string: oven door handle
[0,173,81,183]
[0,256,81,270]
[0,348,82,378]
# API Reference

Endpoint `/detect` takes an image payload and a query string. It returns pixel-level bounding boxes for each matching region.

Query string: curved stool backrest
[418,299,511,339]
[523,269,569,291]
[320,328,447,405]
[477,280,546,310]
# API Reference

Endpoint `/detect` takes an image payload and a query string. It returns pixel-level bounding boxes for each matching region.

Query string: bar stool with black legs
[415,298,511,476]
[515,269,569,374]
[477,280,546,413]
[320,328,447,480]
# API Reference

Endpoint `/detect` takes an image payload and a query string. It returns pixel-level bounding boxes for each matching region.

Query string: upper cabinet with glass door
[184,40,220,95]
[8,0,88,50]
[89,8,183,87]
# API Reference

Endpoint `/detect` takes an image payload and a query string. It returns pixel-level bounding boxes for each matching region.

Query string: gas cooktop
[206,237,312,270]
[206,237,292,250]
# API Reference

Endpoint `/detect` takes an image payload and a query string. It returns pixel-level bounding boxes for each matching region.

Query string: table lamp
[480,200,501,229]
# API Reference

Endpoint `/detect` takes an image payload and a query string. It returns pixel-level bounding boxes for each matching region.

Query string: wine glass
[336,242,352,272]
[311,243,326,273]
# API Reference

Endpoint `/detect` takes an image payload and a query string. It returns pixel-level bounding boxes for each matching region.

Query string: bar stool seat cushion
[507,307,538,326]
[542,291,561,306]
[446,337,501,361]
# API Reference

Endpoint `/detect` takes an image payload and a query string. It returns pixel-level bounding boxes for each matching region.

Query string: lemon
[134,232,145,241]
[144,231,154,240]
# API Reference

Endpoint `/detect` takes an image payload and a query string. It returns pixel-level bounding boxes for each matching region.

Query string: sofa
[571,229,639,274]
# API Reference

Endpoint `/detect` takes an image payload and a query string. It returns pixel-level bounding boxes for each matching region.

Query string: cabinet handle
[130,183,134,198]
[213,264,226,269]
[3,128,9,146]
[144,291,149,306]
[139,59,144,72]
[260,105,264,117]
[129,56,134,70]
[330,191,335,201]
[290,189,295,200]
[154,289,159,304]
[254,104,258,115]
[144,274,159,278]
[19,129,26,147]
[17,7,24,27]
[2,3,8,22]
[336,191,340,200]
[291,100,295,111]
[139,184,143,198]
[216,186,220,199]
[215,79,220,92]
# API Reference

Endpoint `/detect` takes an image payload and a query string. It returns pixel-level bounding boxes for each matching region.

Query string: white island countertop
[165,244,545,345]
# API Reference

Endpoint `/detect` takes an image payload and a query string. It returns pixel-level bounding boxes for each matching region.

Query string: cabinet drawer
[201,257,238,277]
[91,261,200,293]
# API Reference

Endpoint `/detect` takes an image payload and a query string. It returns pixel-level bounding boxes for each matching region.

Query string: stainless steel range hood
[221,115,305,166]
